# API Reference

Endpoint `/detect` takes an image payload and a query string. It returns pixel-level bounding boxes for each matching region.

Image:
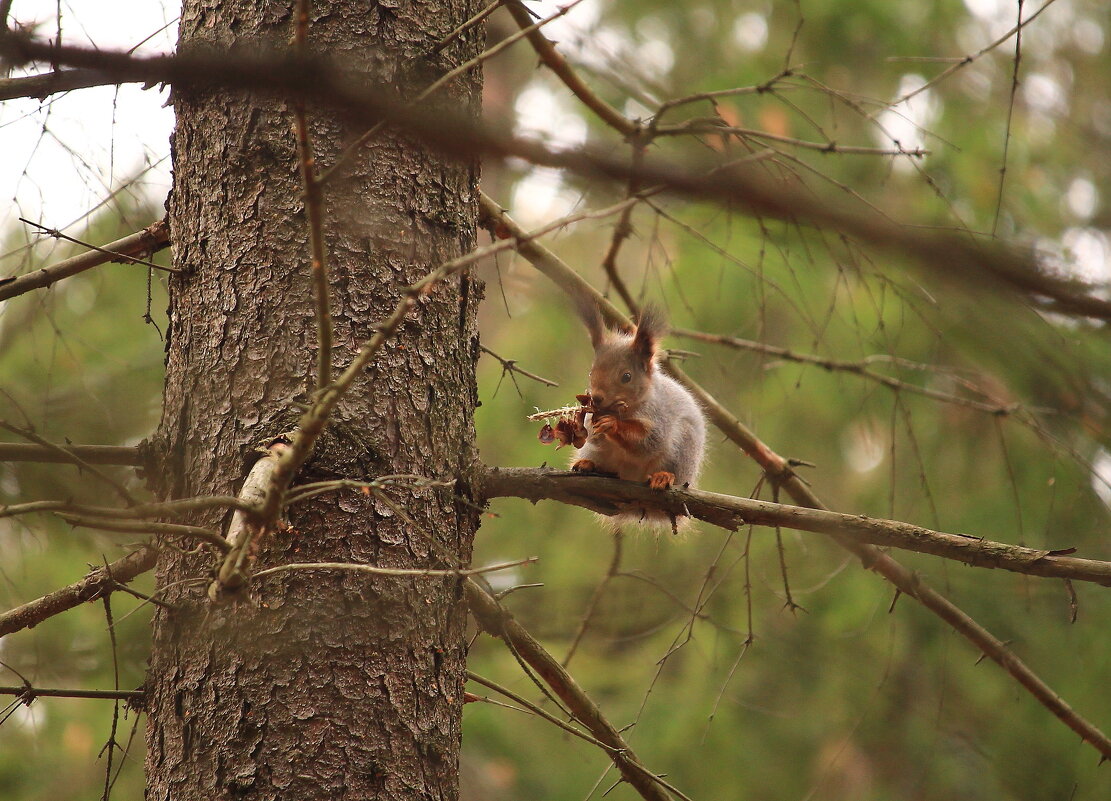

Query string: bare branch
[0,421,135,505]
[0,68,123,101]
[466,577,680,801]
[562,531,622,667]
[0,496,253,521]
[671,328,1026,416]
[18,217,174,273]
[0,442,143,465]
[992,0,1025,236]
[284,474,455,506]
[652,69,794,123]
[480,467,1111,587]
[431,0,501,54]
[0,685,144,702]
[0,218,170,302]
[651,121,928,157]
[502,0,638,138]
[0,547,156,638]
[466,670,616,751]
[599,141,647,312]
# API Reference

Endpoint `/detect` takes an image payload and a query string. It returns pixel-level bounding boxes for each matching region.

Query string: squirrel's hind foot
[648,471,675,490]
[571,458,597,473]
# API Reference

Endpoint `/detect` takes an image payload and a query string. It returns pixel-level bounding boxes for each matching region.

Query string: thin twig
[599,141,646,312]
[0,495,253,521]
[291,0,333,390]
[885,0,1059,109]
[671,328,1030,417]
[253,556,537,581]
[99,595,121,801]
[1064,578,1078,623]
[562,530,623,667]
[56,514,229,552]
[0,685,143,702]
[431,0,501,54]
[284,474,455,506]
[992,0,1024,237]
[651,121,928,157]
[16,217,174,272]
[771,484,804,614]
[467,671,615,751]
[652,69,794,123]
[480,345,559,387]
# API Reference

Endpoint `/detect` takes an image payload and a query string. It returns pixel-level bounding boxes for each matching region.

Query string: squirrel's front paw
[571,458,597,473]
[648,471,675,490]
[592,414,618,437]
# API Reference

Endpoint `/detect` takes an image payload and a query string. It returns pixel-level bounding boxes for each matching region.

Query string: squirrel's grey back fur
[638,368,706,487]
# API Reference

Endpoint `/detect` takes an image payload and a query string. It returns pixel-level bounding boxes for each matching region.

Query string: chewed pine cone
[535,394,592,449]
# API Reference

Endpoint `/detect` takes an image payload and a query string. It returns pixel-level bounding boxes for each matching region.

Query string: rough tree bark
[145,2,484,799]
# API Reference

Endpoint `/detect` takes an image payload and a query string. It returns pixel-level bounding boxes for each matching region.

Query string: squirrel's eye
[621,371,632,384]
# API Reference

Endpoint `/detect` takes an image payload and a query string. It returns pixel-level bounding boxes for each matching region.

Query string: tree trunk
[145,2,483,799]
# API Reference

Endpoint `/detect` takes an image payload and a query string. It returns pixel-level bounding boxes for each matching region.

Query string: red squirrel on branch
[569,304,706,496]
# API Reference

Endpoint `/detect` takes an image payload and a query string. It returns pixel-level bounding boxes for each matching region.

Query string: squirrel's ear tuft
[633,304,667,371]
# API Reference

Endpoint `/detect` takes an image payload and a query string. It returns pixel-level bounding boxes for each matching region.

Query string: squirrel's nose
[592,393,605,408]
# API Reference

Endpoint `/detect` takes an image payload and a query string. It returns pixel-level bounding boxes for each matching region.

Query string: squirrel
[570,304,706,501]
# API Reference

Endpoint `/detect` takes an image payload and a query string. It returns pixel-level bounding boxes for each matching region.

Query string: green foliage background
[2,1,1111,799]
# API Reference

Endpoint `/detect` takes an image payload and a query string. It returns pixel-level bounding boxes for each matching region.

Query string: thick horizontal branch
[480,467,1111,587]
[3,36,1108,319]
[0,442,144,465]
[0,218,170,302]
[0,547,156,638]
